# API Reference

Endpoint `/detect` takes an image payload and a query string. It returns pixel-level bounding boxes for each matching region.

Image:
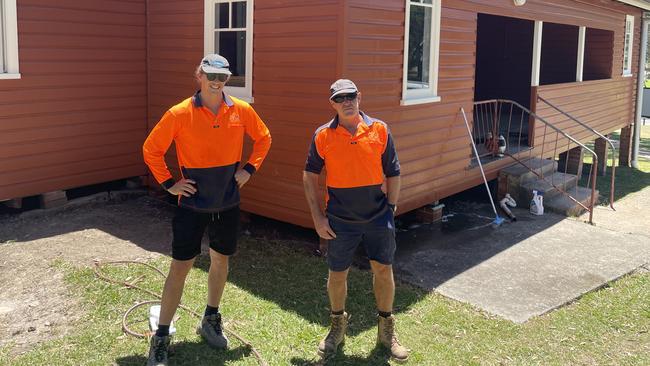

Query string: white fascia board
[616,1,650,11]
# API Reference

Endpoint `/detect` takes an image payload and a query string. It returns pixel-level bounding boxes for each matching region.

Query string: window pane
[215,30,247,87]
[583,27,614,81]
[624,35,630,67]
[624,20,632,71]
[216,2,229,29]
[232,1,246,28]
[407,5,432,89]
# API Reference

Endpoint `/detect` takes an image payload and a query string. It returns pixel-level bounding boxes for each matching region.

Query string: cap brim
[330,88,358,99]
[201,65,232,75]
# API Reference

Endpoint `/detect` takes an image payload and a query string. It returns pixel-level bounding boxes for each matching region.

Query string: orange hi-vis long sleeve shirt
[143,91,271,212]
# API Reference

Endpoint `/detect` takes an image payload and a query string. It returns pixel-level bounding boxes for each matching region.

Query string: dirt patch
[0,194,171,356]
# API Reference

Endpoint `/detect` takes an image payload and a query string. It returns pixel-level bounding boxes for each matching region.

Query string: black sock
[378,311,392,318]
[205,305,220,317]
[155,324,170,337]
[331,309,345,316]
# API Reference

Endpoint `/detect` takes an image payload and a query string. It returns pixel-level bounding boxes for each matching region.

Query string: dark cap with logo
[200,54,232,75]
[330,79,359,99]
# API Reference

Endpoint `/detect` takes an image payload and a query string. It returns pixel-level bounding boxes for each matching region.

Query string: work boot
[377,315,409,363]
[197,313,228,349]
[146,334,170,366]
[317,312,349,356]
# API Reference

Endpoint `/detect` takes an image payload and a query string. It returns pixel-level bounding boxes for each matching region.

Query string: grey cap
[330,79,358,99]
[200,54,232,75]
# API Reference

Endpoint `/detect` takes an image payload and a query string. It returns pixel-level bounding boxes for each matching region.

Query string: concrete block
[2,198,22,209]
[39,191,67,209]
[415,204,445,223]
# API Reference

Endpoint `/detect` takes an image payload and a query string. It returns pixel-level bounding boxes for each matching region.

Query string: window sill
[400,96,441,106]
[622,73,633,78]
[0,73,21,80]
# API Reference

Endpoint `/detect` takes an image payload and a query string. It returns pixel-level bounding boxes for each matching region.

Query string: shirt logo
[228,113,243,127]
[366,130,381,144]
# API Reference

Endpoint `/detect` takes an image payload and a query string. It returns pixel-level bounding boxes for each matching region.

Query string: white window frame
[622,14,634,76]
[204,0,253,102]
[401,0,441,106]
[531,21,543,86]
[576,26,585,82]
[0,0,20,79]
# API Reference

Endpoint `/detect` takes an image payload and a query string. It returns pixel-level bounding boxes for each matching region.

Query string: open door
[474,14,534,152]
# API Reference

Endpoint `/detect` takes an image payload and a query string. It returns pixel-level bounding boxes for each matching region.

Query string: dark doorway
[474,14,535,155]
[475,14,534,108]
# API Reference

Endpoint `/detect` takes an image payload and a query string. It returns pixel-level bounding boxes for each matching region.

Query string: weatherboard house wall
[0,0,643,229]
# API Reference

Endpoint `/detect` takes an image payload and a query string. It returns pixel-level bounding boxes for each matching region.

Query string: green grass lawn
[580,126,650,206]
[3,130,650,366]
[2,239,649,366]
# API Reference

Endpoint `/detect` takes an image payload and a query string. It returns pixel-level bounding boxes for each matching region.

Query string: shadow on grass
[290,344,392,365]
[114,342,251,366]
[190,243,425,336]
[579,126,650,205]
[580,163,650,206]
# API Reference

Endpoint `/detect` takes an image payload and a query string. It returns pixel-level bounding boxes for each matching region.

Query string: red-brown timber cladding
[146,0,204,189]
[146,0,641,229]
[344,0,641,221]
[534,0,641,161]
[147,0,340,228]
[0,0,148,200]
[0,1,640,227]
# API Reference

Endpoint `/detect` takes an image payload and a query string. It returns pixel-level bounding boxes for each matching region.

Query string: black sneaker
[196,313,228,349]
[146,334,170,366]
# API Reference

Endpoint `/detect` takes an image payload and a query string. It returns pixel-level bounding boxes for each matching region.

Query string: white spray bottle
[497,135,507,157]
[530,190,544,215]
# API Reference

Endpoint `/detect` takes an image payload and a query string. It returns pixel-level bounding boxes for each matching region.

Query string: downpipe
[632,13,649,168]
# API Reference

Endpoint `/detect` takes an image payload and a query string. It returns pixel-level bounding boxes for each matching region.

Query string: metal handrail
[474,99,598,156]
[468,99,599,224]
[537,96,616,210]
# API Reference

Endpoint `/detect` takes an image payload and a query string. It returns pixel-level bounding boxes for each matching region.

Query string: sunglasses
[331,93,358,103]
[205,73,229,82]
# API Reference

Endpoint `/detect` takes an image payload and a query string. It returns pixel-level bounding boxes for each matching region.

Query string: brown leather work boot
[317,312,349,356]
[377,315,409,363]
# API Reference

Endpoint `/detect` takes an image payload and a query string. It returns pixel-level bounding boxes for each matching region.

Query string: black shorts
[326,208,396,272]
[171,205,240,260]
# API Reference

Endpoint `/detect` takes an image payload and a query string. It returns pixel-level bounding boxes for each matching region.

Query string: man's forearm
[386,176,401,205]
[246,133,272,174]
[302,171,325,222]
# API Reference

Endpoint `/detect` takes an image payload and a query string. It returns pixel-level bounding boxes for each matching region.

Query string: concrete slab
[393,197,650,323]
[580,185,650,239]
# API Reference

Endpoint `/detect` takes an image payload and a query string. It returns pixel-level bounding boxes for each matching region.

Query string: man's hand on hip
[167,179,197,197]
[234,169,251,188]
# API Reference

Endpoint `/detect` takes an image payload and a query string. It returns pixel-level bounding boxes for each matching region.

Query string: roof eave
[616,0,650,11]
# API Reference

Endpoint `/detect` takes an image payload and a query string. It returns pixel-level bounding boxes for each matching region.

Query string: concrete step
[519,172,578,204]
[499,158,558,202]
[500,158,557,184]
[544,186,599,217]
